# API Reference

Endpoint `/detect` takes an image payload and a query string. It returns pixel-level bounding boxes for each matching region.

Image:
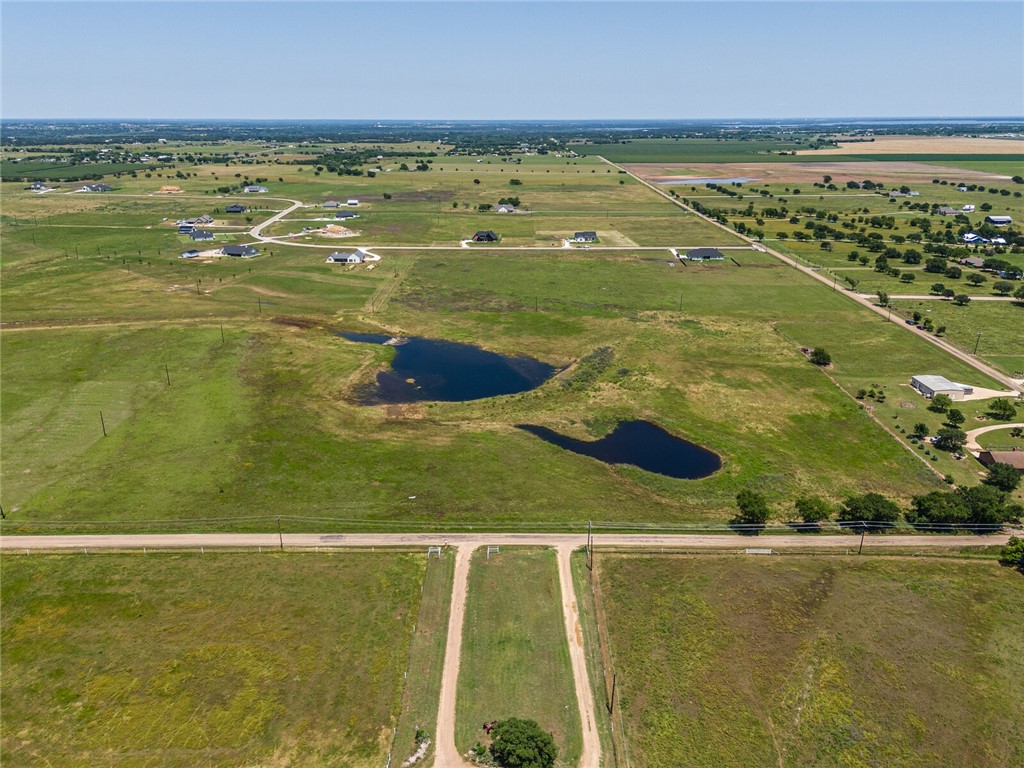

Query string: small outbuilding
[222,244,259,258]
[327,251,364,264]
[937,207,959,216]
[346,199,359,206]
[910,375,974,401]
[959,257,985,268]
[180,249,201,259]
[472,230,499,242]
[190,230,214,241]
[335,210,359,220]
[322,200,340,208]
[686,247,726,261]
[574,231,597,243]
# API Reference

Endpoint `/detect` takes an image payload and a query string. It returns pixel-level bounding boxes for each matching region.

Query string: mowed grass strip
[597,554,1024,768]
[455,548,582,766]
[0,552,426,768]
[391,549,455,767]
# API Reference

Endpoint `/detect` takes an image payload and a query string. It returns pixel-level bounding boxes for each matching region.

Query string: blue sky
[2,1,1022,120]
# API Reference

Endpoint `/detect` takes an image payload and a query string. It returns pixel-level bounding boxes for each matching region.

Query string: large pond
[339,332,557,404]
[517,420,720,480]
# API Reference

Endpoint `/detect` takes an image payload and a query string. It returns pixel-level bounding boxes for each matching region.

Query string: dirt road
[556,545,601,768]
[435,545,474,768]
[964,423,1024,453]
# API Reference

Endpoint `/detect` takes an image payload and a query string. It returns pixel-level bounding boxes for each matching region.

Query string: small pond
[339,332,557,404]
[517,420,720,480]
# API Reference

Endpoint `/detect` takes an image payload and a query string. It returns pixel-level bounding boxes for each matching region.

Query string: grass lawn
[0,551,426,768]
[596,554,1024,768]
[455,548,581,767]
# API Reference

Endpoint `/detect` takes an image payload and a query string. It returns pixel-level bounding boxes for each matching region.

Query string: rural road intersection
[2,530,1012,768]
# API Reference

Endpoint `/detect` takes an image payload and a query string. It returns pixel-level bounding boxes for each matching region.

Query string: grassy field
[392,550,455,767]
[455,548,581,767]
[596,554,1024,768]
[0,551,427,768]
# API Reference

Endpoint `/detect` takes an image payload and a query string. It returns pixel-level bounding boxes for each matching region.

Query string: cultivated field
[0,551,427,768]
[596,554,1024,768]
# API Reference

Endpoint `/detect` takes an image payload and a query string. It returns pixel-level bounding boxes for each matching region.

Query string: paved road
[604,158,1023,395]
[1,532,1011,551]
[965,423,1024,453]
[556,545,601,768]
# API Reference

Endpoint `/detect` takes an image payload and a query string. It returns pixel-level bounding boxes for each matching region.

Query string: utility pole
[973,332,982,355]
[608,672,617,714]
[165,364,171,386]
[858,523,866,555]
[220,324,225,344]
[587,520,593,571]
[277,516,284,551]
[258,296,262,314]
[99,411,107,437]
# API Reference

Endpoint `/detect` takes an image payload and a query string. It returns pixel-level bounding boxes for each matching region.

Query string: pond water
[656,176,758,185]
[517,420,720,480]
[339,332,557,404]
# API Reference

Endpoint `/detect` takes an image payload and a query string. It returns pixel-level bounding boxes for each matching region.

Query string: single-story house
[959,257,985,268]
[962,233,988,244]
[225,204,246,214]
[326,251,364,264]
[178,224,195,234]
[686,247,726,261]
[29,182,51,191]
[81,183,112,192]
[472,230,499,242]
[999,267,1023,279]
[243,185,268,194]
[190,230,214,241]
[322,201,340,208]
[346,199,359,206]
[222,244,259,258]
[937,207,959,216]
[985,215,1012,226]
[962,204,976,213]
[180,249,201,259]
[956,185,969,192]
[977,450,1024,473]
[574,231,598,243]
[496,204,516,214]
[335,210,359,220]
[910,374,974,401]
[990,237,1007,246]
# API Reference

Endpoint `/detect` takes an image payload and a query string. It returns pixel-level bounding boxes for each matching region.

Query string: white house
[346,199,359,206]
[963,233,987,244]
[496,204,516,214]
[243,185,268,194]
[327,251,364,264]
[962,204,975,212]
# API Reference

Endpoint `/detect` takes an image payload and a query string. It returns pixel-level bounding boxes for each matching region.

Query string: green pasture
[455,548,581,766]
[0,551,425,768]
[596,554,1024,768]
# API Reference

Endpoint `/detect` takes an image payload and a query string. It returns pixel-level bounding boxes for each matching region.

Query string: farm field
[455,548,581,767]
[596,554,1024,768]
[0,551,427,768]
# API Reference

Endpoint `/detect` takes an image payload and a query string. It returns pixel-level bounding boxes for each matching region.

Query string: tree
[936,325,947,336]
[912,422,930,439]
[489,718,557,768]
[994,281,1014,295]
[934,426,967,452]
[999,536,1024,568]
[930,283,947,295]
[734,490,771,525]
[1015,284,1024,301]
[961,484,1009,526]
[809,347,831,366]
[900,272,916,283]
[795,495,832,523]
[953,294,971,306]
[906,490,968,526]
[985,462,1022,493]
[945,265,962,280]
[508,178,523,186]
[838,493,901,525]
[988,398,1017,421]
[929,393,953,413]
[946,408,965,427]
[876,290,889,307]
[966,273,987,286]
